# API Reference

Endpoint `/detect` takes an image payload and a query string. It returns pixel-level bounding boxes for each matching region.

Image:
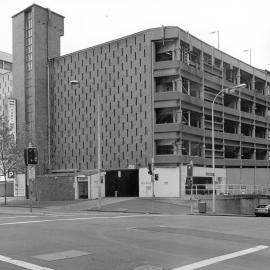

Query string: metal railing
[186,184,270,196]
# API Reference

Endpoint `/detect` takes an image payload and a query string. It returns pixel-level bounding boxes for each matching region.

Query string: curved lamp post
[212,83,246,213]
[210,30,220,50]
[69,79,102,208]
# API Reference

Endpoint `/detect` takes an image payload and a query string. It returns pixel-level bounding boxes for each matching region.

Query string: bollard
[114,190,118,197]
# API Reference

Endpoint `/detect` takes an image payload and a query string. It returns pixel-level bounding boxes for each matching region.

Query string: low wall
[35,174,75,201]
[0,182,14,197]
[197,195,270,215]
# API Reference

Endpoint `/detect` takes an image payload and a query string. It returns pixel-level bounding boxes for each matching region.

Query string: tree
[0,116,24,205]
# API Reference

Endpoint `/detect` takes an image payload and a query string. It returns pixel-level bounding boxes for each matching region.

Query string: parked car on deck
[255,205,270,216]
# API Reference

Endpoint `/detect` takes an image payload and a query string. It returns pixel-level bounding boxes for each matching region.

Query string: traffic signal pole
[187,161,193,214]
[24,144,38,212]
[151,157,155,198]
[190,176,193,214]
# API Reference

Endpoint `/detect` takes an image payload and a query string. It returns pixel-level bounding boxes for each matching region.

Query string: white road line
[0,214,174,226]
[0,213,103,219]
[0,255,54,270]
[46,212,112,216]
[0,216,40,219]
[171,245,269,270]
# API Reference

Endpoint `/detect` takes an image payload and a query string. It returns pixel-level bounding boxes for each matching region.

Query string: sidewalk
[0,197,191,215]
[0,197,253,217]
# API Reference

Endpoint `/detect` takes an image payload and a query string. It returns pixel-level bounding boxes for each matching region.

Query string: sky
[1,0,270,70]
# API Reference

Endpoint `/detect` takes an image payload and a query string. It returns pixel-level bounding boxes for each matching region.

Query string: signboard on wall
[8,98,16,140]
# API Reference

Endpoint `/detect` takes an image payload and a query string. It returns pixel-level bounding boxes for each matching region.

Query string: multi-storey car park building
[10,4,270,199]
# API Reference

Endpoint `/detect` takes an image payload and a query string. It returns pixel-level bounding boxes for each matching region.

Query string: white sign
[8,171,15,178]
[28,166,35,181]
[8,98,16,140]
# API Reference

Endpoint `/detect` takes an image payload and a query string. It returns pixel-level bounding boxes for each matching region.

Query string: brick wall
[36,174,75,201]
[0,182,14,197]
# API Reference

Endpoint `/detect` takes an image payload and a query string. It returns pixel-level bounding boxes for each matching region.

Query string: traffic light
[147,162,153,175]
[187,163,193,177]
[24,147,38,165]
[186,177,193,187]
[154,174,159,181]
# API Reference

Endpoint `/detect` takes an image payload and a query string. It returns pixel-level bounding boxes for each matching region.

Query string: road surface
[0,211,269,269]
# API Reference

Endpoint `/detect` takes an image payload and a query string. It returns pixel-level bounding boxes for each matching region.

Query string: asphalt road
[0,212,269,270]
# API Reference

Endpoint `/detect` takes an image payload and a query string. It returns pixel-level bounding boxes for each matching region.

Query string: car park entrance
[105,169,139,197]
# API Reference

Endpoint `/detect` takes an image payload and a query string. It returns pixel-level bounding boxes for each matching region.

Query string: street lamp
[211,83,246,213]
[210,30,220,50]
[243,49,251,65]
[97,94,102,208]
[69,80,102,208]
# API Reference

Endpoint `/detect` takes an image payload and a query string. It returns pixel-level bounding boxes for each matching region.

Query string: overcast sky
[1,0,270,70]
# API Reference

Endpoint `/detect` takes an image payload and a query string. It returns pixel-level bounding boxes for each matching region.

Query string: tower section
[12,4,64,172]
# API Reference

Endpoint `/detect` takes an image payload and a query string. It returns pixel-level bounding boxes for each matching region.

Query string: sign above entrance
[206,172,214,176]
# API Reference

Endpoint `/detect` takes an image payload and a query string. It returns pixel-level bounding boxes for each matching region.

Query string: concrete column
[237,96,241,111]
[253,149,256,160]
[238,122,242,135]
[176,109,182,123]
[176,77,182,93]
[252,124,255,138]
[251,75,255,91]
[202,143,206,158]
[237,145,241,159]
[200,51,204,71]
[237,68,241,85]
[263,81,267,95]
[187,79,190,95]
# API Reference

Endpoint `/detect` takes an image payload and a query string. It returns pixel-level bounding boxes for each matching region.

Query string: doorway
[78,177,89,199]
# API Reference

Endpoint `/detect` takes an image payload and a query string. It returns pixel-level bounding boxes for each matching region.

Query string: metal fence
[186,184,270,196]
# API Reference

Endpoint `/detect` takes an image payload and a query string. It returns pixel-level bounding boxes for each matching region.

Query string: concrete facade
[50,32,153,171]
[12,4,64,172]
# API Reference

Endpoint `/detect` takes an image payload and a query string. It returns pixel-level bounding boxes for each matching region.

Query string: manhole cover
[133,265,163,270]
